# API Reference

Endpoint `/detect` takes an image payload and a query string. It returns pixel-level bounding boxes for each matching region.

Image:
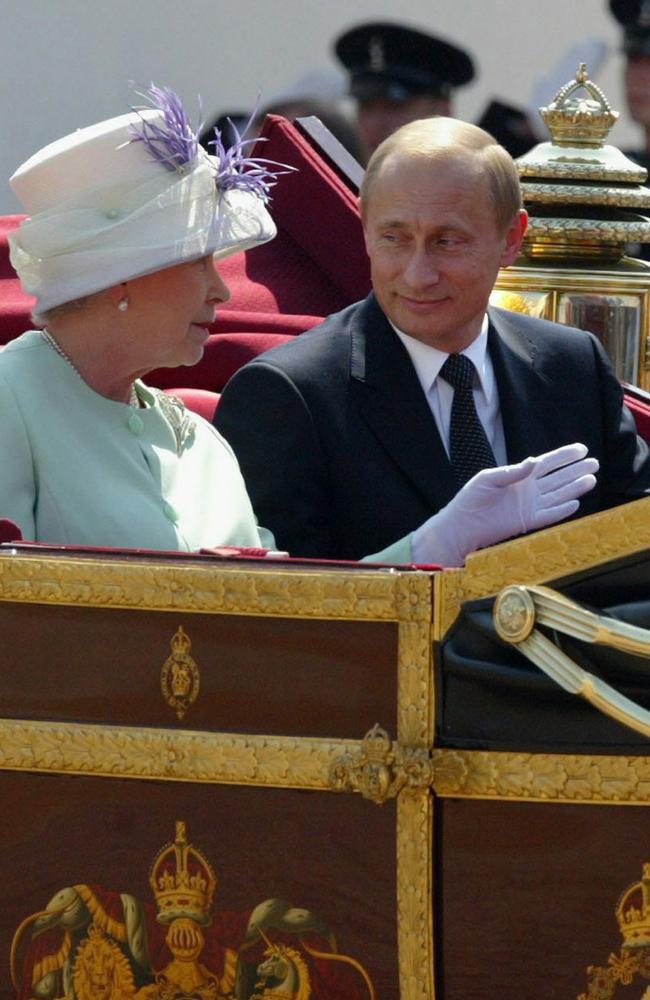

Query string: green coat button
[127,413,144,436]
[163,502,178,522]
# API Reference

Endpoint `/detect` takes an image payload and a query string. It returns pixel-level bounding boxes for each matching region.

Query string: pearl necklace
[41,328,139,407]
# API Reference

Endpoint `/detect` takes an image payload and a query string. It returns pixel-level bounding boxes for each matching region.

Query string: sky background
[1,0,637,213]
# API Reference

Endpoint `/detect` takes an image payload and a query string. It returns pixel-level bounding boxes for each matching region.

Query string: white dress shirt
[392,316,508,466]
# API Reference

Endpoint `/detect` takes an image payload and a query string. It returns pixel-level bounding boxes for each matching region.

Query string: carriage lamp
[491,63,650,389]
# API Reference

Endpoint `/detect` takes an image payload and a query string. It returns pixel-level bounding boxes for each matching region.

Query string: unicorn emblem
[252,939,311,999]
[248,924,376,1000]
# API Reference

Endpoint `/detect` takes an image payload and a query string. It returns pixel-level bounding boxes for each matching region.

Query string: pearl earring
[117,296,129,312]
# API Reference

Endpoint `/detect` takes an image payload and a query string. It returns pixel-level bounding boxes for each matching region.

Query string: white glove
[412,442,599,567]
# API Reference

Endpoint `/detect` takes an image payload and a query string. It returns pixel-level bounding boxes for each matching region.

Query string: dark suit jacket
[214,294,650,559]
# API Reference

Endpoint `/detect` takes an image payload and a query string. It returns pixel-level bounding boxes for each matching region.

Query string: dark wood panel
[1,603,397,739]
[437,797,650,998]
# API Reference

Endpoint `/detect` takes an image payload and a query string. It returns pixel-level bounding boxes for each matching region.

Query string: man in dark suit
[214,116,650,564]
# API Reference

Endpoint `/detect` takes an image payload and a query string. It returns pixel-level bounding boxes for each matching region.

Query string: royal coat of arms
[12,821,375,1000]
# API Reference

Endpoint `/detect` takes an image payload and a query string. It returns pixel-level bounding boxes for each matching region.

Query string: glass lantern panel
[557,293,641,385]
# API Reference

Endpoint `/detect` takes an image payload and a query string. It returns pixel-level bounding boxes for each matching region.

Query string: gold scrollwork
[518,161,643,182]
[525,217,650,243]
[520,182,650,208]
[0,716,360,790]
[431,748,650,804]
[398,621,434,748]
[0,554,434,623]
[397,790,433,1000]
[328,724,433,805]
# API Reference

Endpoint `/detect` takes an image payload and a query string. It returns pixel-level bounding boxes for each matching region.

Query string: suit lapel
[347,298,558,505]
[349,295,458,509]
[488,306,553,462]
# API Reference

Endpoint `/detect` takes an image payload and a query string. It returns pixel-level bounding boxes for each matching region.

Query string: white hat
[8,86,279,313]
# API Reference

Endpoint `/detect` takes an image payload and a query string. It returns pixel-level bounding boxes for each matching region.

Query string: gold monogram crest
[161,626,200,719]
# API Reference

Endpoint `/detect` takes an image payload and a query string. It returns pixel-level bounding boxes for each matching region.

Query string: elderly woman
[2,86,281,551]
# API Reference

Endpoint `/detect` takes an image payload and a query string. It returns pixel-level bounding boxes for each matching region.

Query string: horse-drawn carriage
[3,111,650,1000]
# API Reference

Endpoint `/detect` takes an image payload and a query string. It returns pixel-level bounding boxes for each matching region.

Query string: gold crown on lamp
[149,821,217,926]
[616,863,650,949]
[539,63,618,147]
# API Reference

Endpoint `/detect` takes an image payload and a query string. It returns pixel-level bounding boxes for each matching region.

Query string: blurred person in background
[334,20,475,164]
[610,0,650,171]
[334,19,541,163]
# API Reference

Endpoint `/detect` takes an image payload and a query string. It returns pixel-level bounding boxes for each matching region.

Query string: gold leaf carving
[0,555,433,622]
[395,574,434,623]
[493,753,535,797]
[0,717,359,790]
[397,791,433,1000]
[432,749,650,804]
[520,183,650,208]
[0,555,441,997]
[518,160,643,181]
[525,217,650,242]
[562,757,602,800]
[398,622,433,747]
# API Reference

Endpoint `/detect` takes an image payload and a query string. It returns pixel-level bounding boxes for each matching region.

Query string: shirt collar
[392,315,494,400]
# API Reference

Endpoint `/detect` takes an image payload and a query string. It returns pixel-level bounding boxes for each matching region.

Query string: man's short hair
[360,116,523,232]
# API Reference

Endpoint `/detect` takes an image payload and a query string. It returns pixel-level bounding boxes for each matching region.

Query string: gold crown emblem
[616,862,650,949]
[171,626,191,656]
[539,63,618,148]
[149,821,217,926]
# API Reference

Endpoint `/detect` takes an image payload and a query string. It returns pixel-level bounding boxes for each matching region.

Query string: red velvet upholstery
[0,215,35,343]
[149,330,296,391]
[622,384,650,443]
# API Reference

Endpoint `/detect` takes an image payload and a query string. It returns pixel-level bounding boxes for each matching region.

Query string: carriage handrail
[492,584,650,740]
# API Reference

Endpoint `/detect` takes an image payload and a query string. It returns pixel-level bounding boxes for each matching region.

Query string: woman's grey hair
[32,294,96,328]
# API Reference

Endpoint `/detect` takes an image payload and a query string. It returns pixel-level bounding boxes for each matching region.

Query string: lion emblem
[72,923,137,1000]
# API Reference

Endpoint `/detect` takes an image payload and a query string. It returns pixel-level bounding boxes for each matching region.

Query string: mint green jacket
[0,331,271,551]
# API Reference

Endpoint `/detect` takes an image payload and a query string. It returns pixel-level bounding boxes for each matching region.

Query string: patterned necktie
[439,353,497,487]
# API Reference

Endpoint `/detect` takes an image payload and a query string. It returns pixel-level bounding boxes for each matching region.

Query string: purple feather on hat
[130,84,200,172]
[129,84,293,202]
